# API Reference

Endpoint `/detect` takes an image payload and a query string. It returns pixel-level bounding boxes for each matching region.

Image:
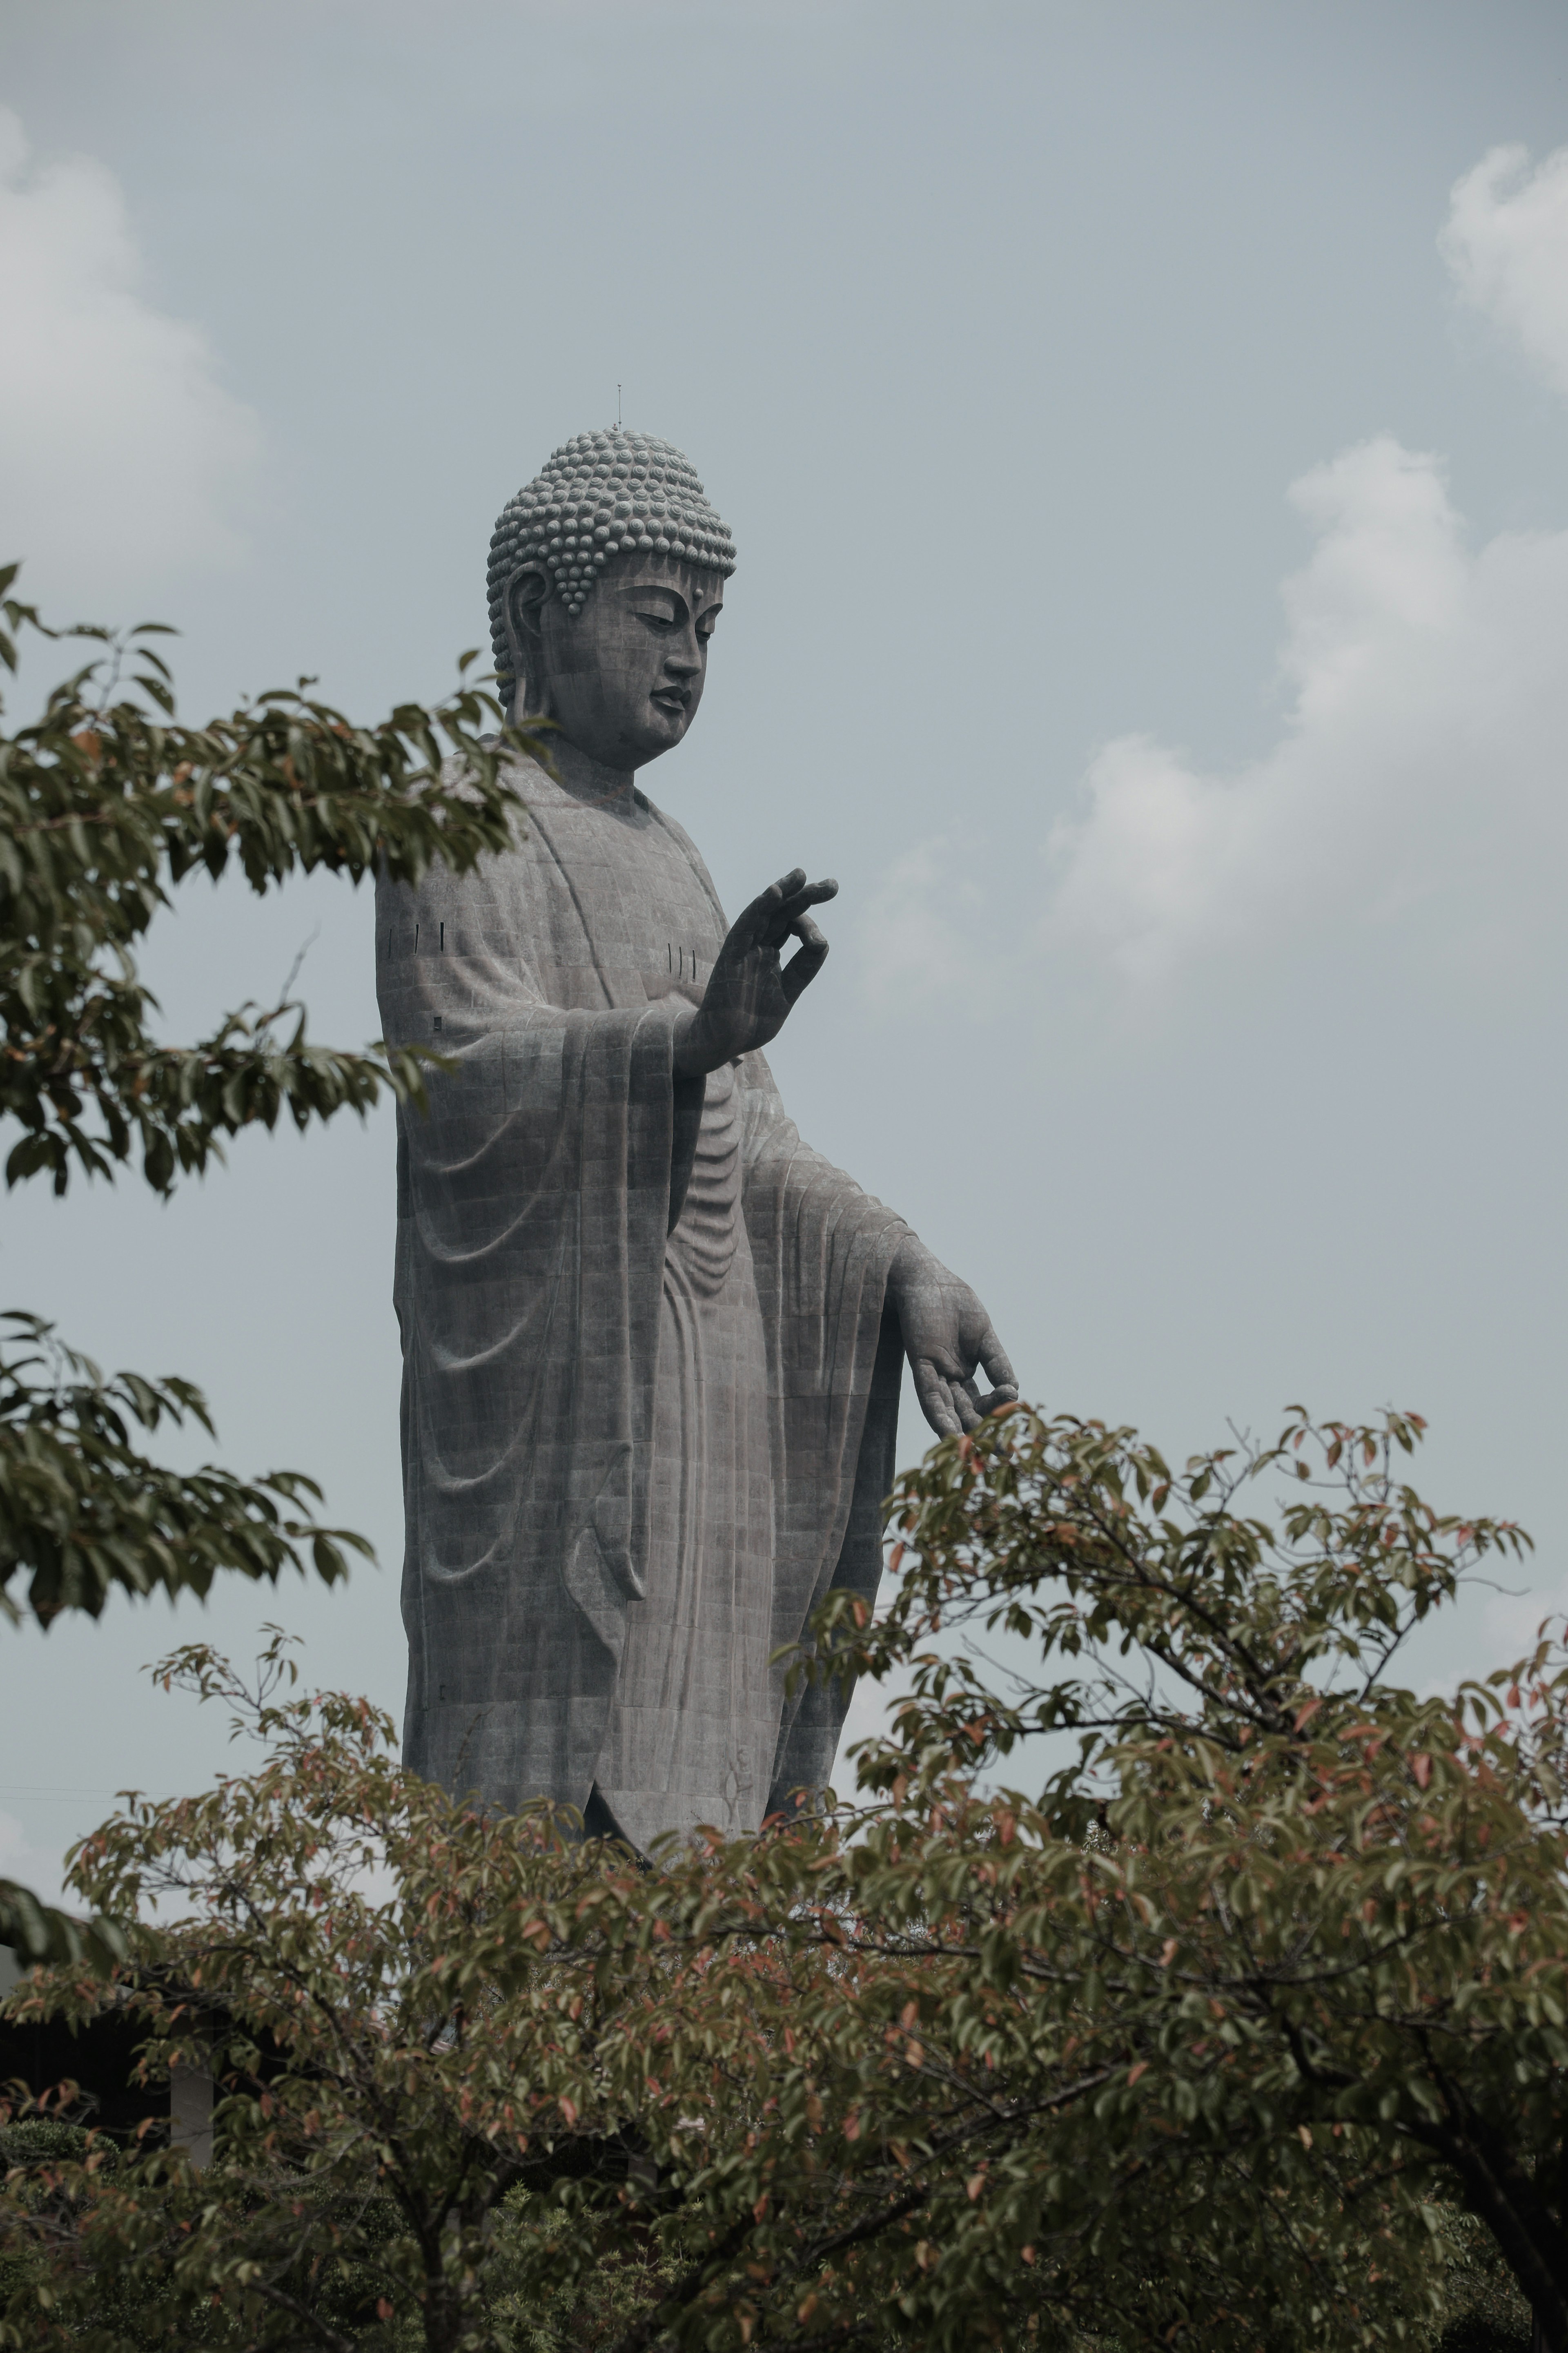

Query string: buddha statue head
[488,428,737,771]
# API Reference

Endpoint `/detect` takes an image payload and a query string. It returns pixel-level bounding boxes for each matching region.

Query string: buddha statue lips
[378,427,1015,1853]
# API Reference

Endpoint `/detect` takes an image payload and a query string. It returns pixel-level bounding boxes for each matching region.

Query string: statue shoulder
[434,743,555,812]
[375,747,551,917]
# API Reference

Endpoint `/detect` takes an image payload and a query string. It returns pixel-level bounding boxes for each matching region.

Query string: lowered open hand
[887,1236,1018,1437]
[673,868,838,1079]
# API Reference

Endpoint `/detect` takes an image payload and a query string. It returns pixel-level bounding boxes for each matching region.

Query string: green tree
[820,1406,1567,2348]
[0,564,539,1965]
[9,1408,1559,2353]
[0,1629,1446,2353]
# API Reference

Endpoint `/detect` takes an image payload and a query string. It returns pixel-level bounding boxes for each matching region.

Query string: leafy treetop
[3,1411,1563,2353]
[0,566,544,1968]
[0,564,538,1196]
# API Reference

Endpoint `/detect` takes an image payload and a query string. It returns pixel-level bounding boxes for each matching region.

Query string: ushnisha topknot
[488,427,737,709]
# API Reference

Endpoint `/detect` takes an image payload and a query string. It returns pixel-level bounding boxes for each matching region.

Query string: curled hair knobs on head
[486,428,737,712]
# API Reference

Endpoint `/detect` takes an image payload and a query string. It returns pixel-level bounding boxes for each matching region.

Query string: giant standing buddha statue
[377,427,1016,1854]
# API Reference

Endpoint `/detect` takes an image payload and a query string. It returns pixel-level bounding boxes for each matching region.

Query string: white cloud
[1040,144,1568,994]
[1044,435,1565,986]
[1441,143,1568,398]
[860,837,989,1017]
[0,109,259,608]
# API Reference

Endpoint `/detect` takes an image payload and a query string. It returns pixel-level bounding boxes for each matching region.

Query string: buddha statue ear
[503,565,552,719]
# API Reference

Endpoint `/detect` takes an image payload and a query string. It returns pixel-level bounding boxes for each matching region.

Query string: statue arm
[737,1066,1017,1440]
[665,821,1022,1439]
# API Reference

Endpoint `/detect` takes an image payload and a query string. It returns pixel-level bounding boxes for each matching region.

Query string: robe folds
[375,757,908,1847]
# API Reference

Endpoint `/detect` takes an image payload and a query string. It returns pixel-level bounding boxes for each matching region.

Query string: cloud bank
[860,837,990,1016]
[1040,145,1568,992]
[0,109,259,608]
[1441,143,1568,399]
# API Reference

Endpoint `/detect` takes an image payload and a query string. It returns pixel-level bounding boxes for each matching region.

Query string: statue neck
[526,727,638,812]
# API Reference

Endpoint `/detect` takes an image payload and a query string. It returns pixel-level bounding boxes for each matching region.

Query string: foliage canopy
[2,1410,1561,2353]
[0,568,539,1965]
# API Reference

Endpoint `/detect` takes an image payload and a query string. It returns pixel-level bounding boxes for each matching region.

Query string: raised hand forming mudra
[671,866,837,1078]
[673,866,1019,1440]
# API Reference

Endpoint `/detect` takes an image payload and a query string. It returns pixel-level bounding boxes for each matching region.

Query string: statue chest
[526,794,728,1015]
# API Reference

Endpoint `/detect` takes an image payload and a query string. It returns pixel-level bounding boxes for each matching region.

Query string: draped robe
[376,758,908,1847]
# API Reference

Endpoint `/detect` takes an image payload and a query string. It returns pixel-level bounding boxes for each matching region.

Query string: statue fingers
[764,875,839,947]
[911,1358,964,1439]
[973,1386,1019,1418]
[977,1327,1018,1397]
[780,917,830,1005]
[732,870,808,950]
[950,1376,985,1434]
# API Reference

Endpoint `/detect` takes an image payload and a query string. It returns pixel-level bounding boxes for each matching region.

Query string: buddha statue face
[506,556,725,771]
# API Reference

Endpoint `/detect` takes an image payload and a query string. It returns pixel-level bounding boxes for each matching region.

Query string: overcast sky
[3,0,1568,1902]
